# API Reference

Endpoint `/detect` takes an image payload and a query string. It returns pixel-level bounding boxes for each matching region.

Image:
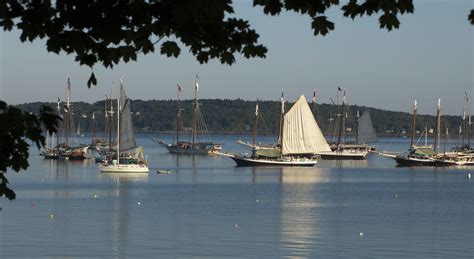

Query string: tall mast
[176,84,182,144]
[462,108,466,147]
[434,98,441,152]
[253,104,259,146]
[65,77,71,148]
[91,112,96,145]
[117,96,120,165]
[467,113,472,148]
[410,99,418,150]
[192,76,199,145]
[356,109,360,144]
[278,91,285,146]
[464,92,470,147]
[444,127,448,154]
[56,97,61,150]
[337,89,346,146]
[108,84,115,148]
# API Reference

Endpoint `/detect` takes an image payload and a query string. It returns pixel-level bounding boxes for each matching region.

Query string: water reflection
[279,167,329,257]
[99,173,148,257]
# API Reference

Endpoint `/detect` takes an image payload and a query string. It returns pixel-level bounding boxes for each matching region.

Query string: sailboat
[317,89,369,159]
[435,94,474,166]
[356,109,378,151]
[381,99,441,166]
[40,130,59,159]
[156,77,222,154]
[220,95,329,166]
[98,78,149,173]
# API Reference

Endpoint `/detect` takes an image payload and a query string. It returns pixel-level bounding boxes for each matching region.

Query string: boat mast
[253,104,259,146]
[356,109,360,144]
[463,92,469,147]
[434,98,441,152]
[65,77,71,148]
[192,76,199,146]
[337,89,346,147]
[56,97,61,150]
[176,84,182,144]
[410,99,418,150]
[462,107,466,147]
[91,112,96,145]
[278,91,285,146]
[444,127,448,154]
[117,95,120,165]
[108,85,115,148]
[311,89,316,117]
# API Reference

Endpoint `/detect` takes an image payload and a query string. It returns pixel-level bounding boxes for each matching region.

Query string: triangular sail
[119,85,137,152]
[281,95,331,155]
[357,110,378,144]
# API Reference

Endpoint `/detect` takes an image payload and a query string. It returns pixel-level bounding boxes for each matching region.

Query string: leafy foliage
[0,101,60,200]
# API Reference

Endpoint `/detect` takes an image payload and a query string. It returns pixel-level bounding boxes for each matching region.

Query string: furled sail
[119,84,137,152]
[357,110,378,144]
[281,95,331,155]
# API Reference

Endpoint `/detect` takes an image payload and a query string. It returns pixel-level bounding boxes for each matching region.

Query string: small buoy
[49,213,55,219]
[137,201,141,205]
[256,199,259,203]
[468,173,471,179]
[234,224,238,228]
[359,232,364,237]
[93,194,98,198]
[395,194,398,198]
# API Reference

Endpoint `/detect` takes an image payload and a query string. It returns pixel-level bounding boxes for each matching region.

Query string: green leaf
[160,41,180,58]
[379,13,400,31]
[87,72,97,88]
[311,16,335,36]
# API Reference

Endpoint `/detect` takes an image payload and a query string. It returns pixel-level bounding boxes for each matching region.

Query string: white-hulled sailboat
[98,78,149,173]
[221,95,330,166]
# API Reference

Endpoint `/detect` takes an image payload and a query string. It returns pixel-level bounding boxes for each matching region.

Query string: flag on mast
[177,84,182,93]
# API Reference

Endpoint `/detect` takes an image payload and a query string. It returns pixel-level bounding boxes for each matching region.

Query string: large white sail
[119,84,137,152]
[357,110,378,144]
[281,95,331,155]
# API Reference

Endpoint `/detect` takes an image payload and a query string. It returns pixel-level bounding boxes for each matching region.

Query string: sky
[0,0,473,115]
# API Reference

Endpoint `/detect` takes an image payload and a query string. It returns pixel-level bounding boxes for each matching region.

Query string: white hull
[99,164,149,173]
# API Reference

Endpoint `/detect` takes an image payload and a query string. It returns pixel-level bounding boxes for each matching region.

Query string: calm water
[1,134,473,258]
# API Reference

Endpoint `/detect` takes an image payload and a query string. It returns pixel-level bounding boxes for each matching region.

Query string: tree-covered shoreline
[15,99,468,137]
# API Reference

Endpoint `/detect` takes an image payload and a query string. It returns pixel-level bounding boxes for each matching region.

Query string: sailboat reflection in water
[98,78,149,173]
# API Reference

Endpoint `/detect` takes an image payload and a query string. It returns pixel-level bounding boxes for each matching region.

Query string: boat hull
[99,164,149,173]
[165,145,210,155]
[394,156,435,167]
[318,151,368,160]
[228,155,317,167]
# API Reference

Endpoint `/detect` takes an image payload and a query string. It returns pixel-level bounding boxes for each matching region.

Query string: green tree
[0,101,60,200]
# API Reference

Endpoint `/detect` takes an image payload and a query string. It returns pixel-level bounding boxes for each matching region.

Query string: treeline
[15,99,468,136]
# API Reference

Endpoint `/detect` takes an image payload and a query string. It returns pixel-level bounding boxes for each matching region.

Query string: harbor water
[1,134,473,257]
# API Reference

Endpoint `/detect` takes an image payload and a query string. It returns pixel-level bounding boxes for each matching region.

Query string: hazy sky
[1,0,472,115]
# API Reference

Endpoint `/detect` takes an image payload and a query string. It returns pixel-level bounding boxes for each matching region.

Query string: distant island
[15,99,467,136]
